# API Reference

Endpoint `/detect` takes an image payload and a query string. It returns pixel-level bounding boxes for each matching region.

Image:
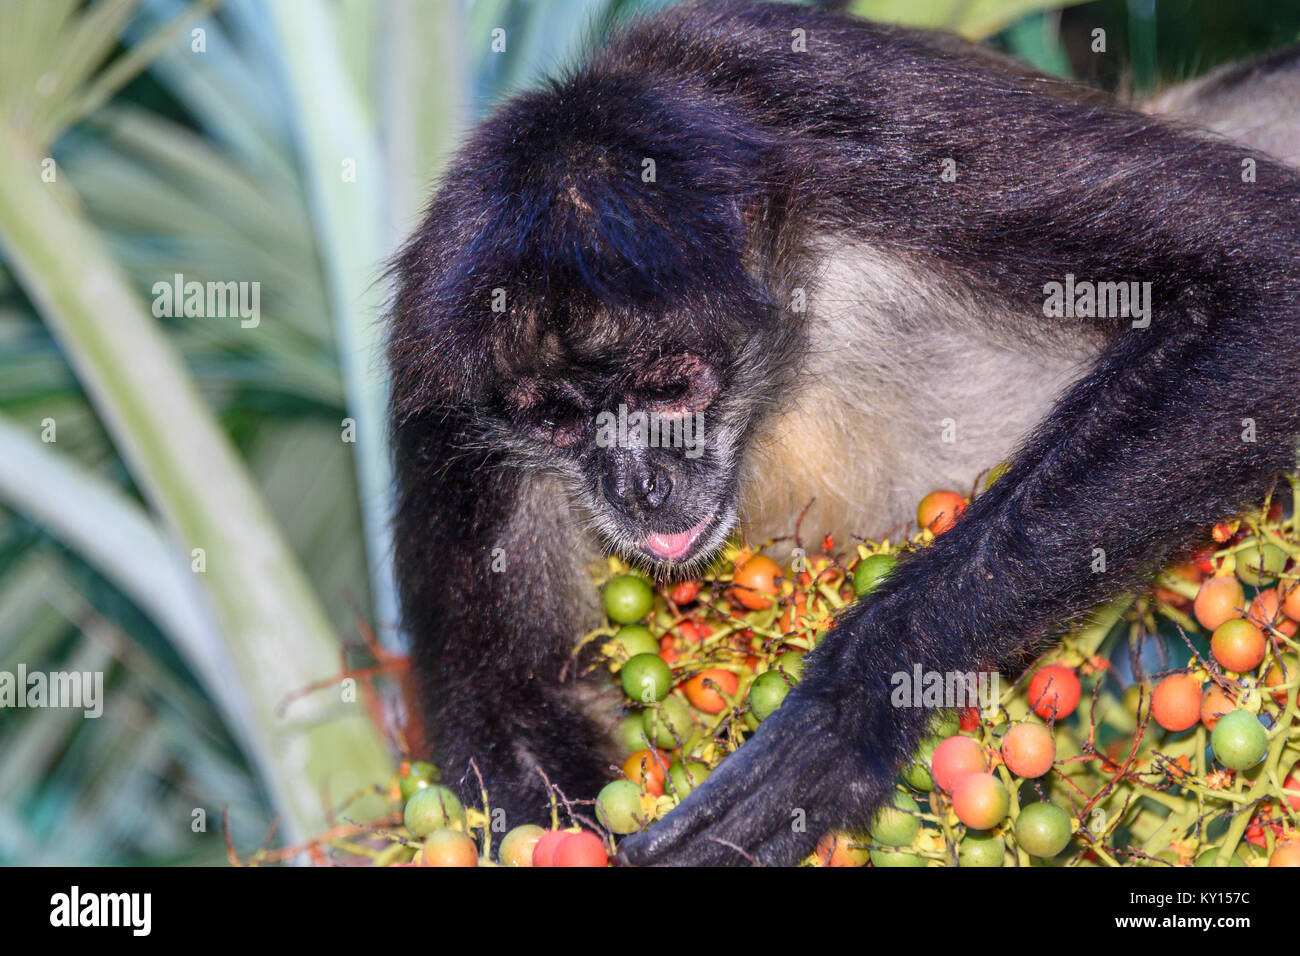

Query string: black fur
[388,0,1300,864]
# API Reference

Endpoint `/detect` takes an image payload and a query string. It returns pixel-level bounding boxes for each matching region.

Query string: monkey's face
[498,346,754,574]
[392,65,798,572]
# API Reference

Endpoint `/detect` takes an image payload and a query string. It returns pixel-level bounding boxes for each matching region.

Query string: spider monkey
[387,0,1300,865]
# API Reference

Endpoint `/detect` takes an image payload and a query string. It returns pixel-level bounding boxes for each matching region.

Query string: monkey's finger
[619,746,839,865]
[618,696,846,865]
[616,736,769,863]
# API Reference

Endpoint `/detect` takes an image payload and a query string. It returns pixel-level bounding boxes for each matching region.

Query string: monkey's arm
[619,265,1300,867]
[392,410,614,824]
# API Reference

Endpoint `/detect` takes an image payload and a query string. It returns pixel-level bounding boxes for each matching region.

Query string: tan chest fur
[738,242,1100,547]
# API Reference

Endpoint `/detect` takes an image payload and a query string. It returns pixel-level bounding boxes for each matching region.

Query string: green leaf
[849,0,1089,40]
[0,125,392,841]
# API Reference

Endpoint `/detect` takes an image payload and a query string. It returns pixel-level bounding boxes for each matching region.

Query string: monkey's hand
[617,594,934,867]
[616,694,892,865]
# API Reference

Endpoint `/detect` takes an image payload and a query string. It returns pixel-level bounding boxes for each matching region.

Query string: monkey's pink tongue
[645,518,710,560]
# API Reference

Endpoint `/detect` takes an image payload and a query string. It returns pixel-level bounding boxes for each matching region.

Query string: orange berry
[1247,807,1283,848]
[622,749,668,796]
[552,829,607,867]
[779,590,808,631]
[669,580,700,605]
[1211,618,1267,672]
[1194,576,1245,631]
[1282,581,1300,620]
[951,773,1010,830]
[1151,673,1202,732]
[1193,549,1221,575]
[1200,684,1236,730]
[658,634,682,665]
[531,829,573,868]
[677,620,712,644]
[1270,842,1300,867]
[682,668,739,714]
[420,829,478,867]
[731,554,781,610]
[1264,656,1298,707]
[1283,770,1300,812]
[1001,722,1055,778]
[816,830,870,867]
[1249,587,1298,636]
[1167,754,1193,778]
[917,490,967,535]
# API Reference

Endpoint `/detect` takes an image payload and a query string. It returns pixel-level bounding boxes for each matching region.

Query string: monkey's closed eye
[528,418,584,448]
[515,407,585,448]
[640,379,690,404]
[505,378,588,448]
[637,353,721,413]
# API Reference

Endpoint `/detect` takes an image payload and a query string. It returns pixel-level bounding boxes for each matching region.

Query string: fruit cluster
[295,477,1300,866]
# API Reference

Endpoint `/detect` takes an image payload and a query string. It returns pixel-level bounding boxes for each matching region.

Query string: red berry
[1027,665,1081,721]
[931,735,988,792]
[531,829,571,868]
[553,829,607,867]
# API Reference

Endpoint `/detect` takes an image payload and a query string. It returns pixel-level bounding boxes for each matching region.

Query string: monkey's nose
[604,458,671,514]
[637,466,671,511]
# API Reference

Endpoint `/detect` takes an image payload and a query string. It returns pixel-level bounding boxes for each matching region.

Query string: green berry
[869,847,927,867]
[1235,539,1287,587]
[642,694,695,748]
[621,653,672,702]
[404,784,466,838]
[667,759,711,798]
[399,760,439,801]
[1210,709,1267,770]
[604,575,654,623]
[1014,802,1072,858]
[958,831,1005,867]
[749,669,794,721]
[596,780,646,834]
[870,790,921,846]
[606,625,658,661]
[900,736,940,792]
[853,553,898,596]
